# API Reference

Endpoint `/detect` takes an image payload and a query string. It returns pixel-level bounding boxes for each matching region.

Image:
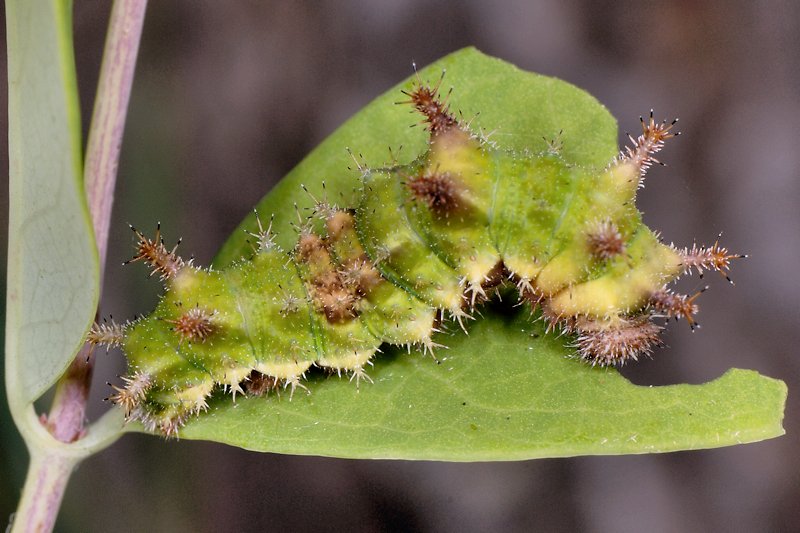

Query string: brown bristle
[87,319,127,349]
[400,73,459,134]
[618,110,679,183]
[587,220,626,260]
[310,267,361,323]
[244,370,280,397]
[650,287,704,329]
[167,307,217,343]
[108,372,152,417]
[125,224,185,280]
[407,172,460,215]
[576,317,663,366]
[298,231,364,323]
[680,240,744,281]
[312,282,359,322]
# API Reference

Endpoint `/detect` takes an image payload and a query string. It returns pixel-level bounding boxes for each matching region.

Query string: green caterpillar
[91,72,740,436]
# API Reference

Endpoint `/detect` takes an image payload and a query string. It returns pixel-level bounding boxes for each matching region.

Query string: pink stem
[84,0,149,271]
[10,453,78,533]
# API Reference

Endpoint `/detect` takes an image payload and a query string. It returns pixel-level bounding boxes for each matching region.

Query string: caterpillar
[91,71,742,437]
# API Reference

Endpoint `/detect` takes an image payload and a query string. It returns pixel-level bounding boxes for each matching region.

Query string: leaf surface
[182,305,785,459]
[5,0,99,406]
[176,48,784,458]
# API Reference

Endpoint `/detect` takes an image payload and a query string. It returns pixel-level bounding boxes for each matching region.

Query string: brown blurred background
[2,1,800,531]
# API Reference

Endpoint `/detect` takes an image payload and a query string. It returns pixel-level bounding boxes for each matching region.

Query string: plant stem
[9,452,79,533]
[85,0,149,272]
[43,350,94,443]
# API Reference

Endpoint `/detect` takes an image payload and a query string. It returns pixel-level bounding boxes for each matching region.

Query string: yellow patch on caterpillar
[175,380,214,414]
[600,161,639,200]
[317,347,376,373]
[461,255,502,307]
[535,248,593,296]
[254,359,313,380]
[220,364,254,400]
[427,126,484,177]
[547,242,683,318]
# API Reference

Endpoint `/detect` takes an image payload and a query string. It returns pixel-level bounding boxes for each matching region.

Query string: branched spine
[650,286,705,329]
[618,110,679,185]
[125,223,185,279]
[87,318,127,350]
[107,372,152,417]
[680,240,745,281]
[399,69,459,134]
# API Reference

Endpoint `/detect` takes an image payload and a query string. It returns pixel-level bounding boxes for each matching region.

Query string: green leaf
[5,0,99,408]
[178,48,785,458]
[182,304,785,459]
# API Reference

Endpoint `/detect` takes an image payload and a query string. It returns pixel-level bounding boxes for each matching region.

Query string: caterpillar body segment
[355,168,465,314]
[102,76,740,436]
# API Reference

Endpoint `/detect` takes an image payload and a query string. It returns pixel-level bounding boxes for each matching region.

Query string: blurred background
[2,0,800,531]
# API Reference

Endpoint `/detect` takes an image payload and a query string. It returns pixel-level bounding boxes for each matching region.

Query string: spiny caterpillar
[91,72,743,437]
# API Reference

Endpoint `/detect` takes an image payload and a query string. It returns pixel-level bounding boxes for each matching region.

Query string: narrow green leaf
[175,48,785,457]
[5,0,99,406]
